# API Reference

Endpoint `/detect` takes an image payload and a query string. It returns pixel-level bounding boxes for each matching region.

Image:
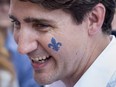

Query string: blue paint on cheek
[48,37,62,51]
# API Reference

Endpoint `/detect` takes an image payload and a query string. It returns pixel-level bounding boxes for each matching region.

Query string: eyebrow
[9,15,19,22]
[24,17,55,24]
[9,15,55,26]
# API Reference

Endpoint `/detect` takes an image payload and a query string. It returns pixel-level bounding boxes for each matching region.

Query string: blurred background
[0,0,42,87]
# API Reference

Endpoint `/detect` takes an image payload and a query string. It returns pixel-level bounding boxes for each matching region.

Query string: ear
[88,3,106,36]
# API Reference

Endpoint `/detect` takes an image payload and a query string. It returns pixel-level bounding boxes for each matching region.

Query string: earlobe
[88,3,106,36]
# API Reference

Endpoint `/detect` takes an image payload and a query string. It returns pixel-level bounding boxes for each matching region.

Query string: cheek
[48,37,62,52]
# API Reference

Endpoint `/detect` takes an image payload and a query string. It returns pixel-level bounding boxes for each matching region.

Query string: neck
[63,34,111,87]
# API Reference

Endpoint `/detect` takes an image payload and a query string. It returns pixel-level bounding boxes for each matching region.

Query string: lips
[30,56,51,70]
[31,56,50,63]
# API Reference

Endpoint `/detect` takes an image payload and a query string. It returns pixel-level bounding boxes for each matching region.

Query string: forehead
[10,0,42,13]
[9,0,72,21]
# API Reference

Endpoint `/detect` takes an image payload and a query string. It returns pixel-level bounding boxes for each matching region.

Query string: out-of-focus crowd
[0,0,42,87]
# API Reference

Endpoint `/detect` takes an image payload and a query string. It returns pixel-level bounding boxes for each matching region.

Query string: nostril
[17,46,27,54]
[17,41,38,54]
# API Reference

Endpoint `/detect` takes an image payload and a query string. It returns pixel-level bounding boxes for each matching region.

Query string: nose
[17,28,38,54]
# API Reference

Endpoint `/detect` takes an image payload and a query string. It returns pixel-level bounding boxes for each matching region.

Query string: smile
[31,56,51,63]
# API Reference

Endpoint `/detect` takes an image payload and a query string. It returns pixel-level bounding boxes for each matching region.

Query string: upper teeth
[31,56,48,62]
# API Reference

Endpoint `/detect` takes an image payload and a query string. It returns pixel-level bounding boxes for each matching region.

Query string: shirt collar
[74,35,116,87]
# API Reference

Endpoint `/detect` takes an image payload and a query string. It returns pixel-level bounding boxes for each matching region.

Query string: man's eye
[11,20,20,29]
[32,23,51,31]
[11,20,20,25]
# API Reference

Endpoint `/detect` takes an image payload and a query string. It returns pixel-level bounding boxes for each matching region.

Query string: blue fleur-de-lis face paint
[48,37,62,51]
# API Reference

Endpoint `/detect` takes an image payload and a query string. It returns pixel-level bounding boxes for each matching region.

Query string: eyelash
[11,20,20,29]
[32,23,51,31]
[11,20,52,32]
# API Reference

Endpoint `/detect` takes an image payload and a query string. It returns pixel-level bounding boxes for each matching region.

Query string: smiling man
[9,0,116,87]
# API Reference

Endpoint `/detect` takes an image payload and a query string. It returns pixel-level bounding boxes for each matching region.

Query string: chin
[34,71,58,85]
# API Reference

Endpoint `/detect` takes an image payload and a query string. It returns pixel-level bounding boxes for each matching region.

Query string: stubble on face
[9,0,89,86]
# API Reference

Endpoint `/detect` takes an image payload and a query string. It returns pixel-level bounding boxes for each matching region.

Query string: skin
[9,0,111,87]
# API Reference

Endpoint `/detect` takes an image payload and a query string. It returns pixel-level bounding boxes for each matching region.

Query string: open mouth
[31,56,52,64]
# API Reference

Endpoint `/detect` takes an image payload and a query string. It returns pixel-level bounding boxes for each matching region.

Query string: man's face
[9,0,89,85]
